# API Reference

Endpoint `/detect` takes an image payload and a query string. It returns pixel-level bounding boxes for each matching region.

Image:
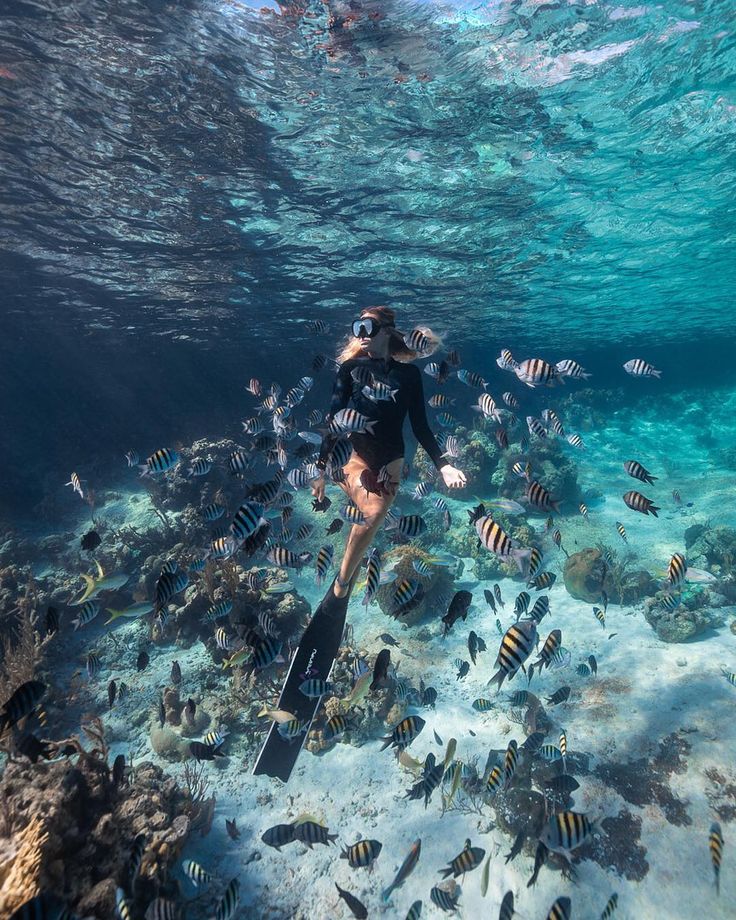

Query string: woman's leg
[332,457,402,597]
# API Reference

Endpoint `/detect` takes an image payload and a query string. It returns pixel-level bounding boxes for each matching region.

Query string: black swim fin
[252,575,355,783]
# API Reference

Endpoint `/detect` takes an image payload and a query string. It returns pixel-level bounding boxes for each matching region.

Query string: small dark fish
[543,775,580,796]
[326,518,344,535]
[422,686,438,708]
[467,502,487,525]
[158,696,166,728]
[81,529,102,552]
[112,752,127,785]
[377,633,400,647]
[261,824,297,851]
[601,590,609,612]
[186,698,196,718]
[608,633,618,640]
[456,660,470,680]
[311,495,332,513]
[45,606,60,636]
[226,819,240,840]
[527,840,548,887]
[107,679,117,710]
[136,651,149,672]
[190,741,225,761]
[15,732,54,764]
[442,590,473,636]
[335,883,368,919]
[493,583,504,608]
[433,729,443,745]
[483,589,497,613]
[505,831,525,864]
[170,661,182,685]
[468,630,480,665]
[588,655,598,675]
[370,649,391,691]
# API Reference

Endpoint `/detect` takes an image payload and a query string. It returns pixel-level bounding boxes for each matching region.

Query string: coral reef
[643,587,726,642]
[684,523,736,579]
[563,547,656,605]
[0,750,193,919]
[375,544,455,626]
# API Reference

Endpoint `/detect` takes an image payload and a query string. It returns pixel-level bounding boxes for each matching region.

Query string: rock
[77,878,116,917]
[563,547,656,604]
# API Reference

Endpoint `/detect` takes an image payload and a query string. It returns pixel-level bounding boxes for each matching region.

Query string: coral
[643,590,725,642]
[163,687,183,726]
[375,544,455,626]
[181,762,216,837]
[683,524,736,579]
[0,606,53,725]
[0,755,190,919]
[0,814,48,917]
[149,727,189,761]
[563,547,656,604]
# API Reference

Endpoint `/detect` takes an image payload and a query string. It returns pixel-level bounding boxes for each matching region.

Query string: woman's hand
[440,463,466,489]
[311,474,326,502]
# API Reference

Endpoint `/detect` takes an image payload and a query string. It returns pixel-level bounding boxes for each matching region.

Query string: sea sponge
[149,727,188,761]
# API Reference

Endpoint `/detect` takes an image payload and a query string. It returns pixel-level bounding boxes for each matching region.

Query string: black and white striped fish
[214,878,240,920]
[526,416,547,439]
[623,490,660,516]
[330,407,377,435]
[475,515,530,575]
[488,620,537,690]
[556,359,590,379]
[189,457,212,476]
[515,358,559,388]
[315,545,334,586]
[623,459,657,485]
[385,513,426,538]
[525,481,561,513]
[623,358,661,378]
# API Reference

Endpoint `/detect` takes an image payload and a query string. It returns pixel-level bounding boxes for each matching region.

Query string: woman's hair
[337,306,441,364]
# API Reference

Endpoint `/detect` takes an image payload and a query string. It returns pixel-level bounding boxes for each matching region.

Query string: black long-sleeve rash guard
[317,356,445,473]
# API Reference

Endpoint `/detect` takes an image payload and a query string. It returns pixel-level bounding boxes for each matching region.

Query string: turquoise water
[0,1,735,919]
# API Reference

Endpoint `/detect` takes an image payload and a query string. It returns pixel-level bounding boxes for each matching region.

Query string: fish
[189,457,212,477]
[380,716,425,751]
[624,459,657,485]
[430,884,460,912]
[182,858,213,887]
[80,529,101,552]
[615,521,628,544]
[189,741,226,761]
[382,838,422,902]
[330,407,377,436]
[392,577,421,612]
[515,358,559,388]
[488,621,537,690]
[65,471,85,499]
[299,679,334,698]
[104,602,153,625]
[340,504,367,526]
[545,897,572,920]
[323,714,355,741]
[473,393,501,422]
[525,480,561,513]
[370,649,392,690]
[534,630,563,670]
[154,568,189,612]
[86,653,101,679]
[499,891,515,919]
[623,358,661,378]
[293,820,337,848]
[136,650,149,672]
[546,686,571,705]
[556,359,590,379]
[439,839,485,879]
[527,416,547,439]
[70,561,131,605]
[455,660,470,680]
[314,545,334,586]
[261,824,297,851]
[15,732,54,764]
[457,368,488,389]
[623,490,659,516]
[326,517,344,536]
[541,811,595,853]
[483,589,497,613]
[335,884,368,919]
[668,551,687,587]
[600,893,618,919]
[529,571,556,591]
[214,878,240,920]
[476,516,531,575]
[514,592,530,620]
[527,840,548,887]
[709,822,724,894]
[141,448,180,475]
[566,433,585,449]
[685,566,717,584]
[266,546,311,569]
[385,513,427,537]
[225,819,240,840]
[484,498,525,515]
[341,839,383,868]
[442,590,472,635]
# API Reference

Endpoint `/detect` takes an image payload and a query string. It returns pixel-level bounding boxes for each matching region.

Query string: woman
[312,306,466,602]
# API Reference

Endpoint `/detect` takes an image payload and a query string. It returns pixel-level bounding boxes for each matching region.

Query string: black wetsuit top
[317,356,445,472]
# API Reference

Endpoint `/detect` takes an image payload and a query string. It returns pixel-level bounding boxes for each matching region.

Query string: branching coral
[0,814,48,917]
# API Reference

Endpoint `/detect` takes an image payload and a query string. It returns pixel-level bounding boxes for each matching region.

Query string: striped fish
[330,407,376,435]
[545,897,572,920]
[72,600,99,630]
[457,369,487,389]
[475,393,501,421]
[436,412,456,428]
[515,358,559,388]
[266,546,311,569]
[392,578,420,611]
[566,432,585,449]
[116,886,134,920]
[709,822,723,894]
[145,898,178,920]
[600,893,618,919]
[499,891,515,920]
[315,545,334,586]
[525,481,561,514]
[476,515,530,575]
[142,448,179,475]
[623,490,659,516]
[488,620,537,690]
[404,328,438,355]
[0,680,46,734]
[214,877,240,920]
[202,502,225,521]
[541,812,594,853]
[299,679,334,698]
[556,358,590,379]
[261,824,296,850]
[324,714,355,741]
[535,629,562,669]
[668,552,687,587]
[539,744,563,762]
[250,637,282,670]
[528,547,544,577]
[624,459,657,484]
[529,571,556,591]
[201,599,233,623]
[485,765,503,795]
[439,839,485,878]
[514,592,530,619]
[340,503,367,525]
[242,416,263,436]
[559,729,568,767]
[497,348,517,370]
[430,886,459,912]
[503,740,518,788]
[386,513,426,538]
[227,450,251,475]
[380,716,425,751]
[246,378,262,395]
[428,394,454,408]
[528,596,550,624]
[362,548,382,606]
[502,392,518,408]
[341,838,382,868]
[526,416,547,439]
[208,536,236,559]
[623,358,661,378]
[542,409,565,437]
[293,820,338,848]
[189,457,212,476]
[230,501,265,541]
[616,521,628,543]
[182,858,213,887]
